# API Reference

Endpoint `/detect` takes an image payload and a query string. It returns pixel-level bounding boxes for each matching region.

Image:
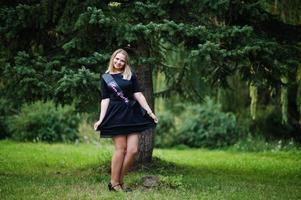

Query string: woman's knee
[115,146,126,155]
[126,147,138,155]
[126,133,139,155]
[113,135,127,154]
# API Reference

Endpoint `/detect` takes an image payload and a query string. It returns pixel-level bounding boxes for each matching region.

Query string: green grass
[0,140,301,200]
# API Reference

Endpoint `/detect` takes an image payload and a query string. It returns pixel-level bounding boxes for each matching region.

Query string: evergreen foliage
[0,0,300,142]
[2,1,300,104]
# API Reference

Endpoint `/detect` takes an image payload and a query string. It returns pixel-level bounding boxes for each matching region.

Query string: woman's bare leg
[111,135,127,189]
[119,133,138,185]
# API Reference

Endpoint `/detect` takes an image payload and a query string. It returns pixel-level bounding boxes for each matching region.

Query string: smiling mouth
[114,66,123,70]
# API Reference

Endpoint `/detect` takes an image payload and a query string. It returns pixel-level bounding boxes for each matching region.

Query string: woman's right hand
[94,120,102,131]
[149,113,159,124]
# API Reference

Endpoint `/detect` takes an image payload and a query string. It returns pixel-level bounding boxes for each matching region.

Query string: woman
[94,49,158,192]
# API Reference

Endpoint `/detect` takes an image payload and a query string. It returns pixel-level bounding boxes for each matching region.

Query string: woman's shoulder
[100,73,115,87]
[100,72,109,77]
[130,70,138,78]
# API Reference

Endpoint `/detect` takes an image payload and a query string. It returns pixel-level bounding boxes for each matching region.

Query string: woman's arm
[134,92,158,123]
[99,98,110,121]
[94,98,110,130]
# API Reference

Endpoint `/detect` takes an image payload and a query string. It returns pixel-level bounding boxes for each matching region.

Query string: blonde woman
[94,49,158,192]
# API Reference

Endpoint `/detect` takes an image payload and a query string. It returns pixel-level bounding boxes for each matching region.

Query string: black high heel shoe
[120,183,133,192]
[108,182,122,191]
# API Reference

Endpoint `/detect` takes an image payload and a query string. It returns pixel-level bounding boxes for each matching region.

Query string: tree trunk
[249,84,258,120]
[287,66,300,130]
[134,42,155,164]
[278,4,301,137]
[280,76,288,124]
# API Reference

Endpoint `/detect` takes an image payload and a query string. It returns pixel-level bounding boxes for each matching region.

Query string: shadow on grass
[70,155,301,181]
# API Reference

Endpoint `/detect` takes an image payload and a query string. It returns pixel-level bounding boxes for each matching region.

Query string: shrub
[10,101,80,142]
[77,113,101,143]
[154,111,177,148]
[176,97,241,148]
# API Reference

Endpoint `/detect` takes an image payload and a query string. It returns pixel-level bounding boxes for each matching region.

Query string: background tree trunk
[280,76,288,124]
[287,66,300,130]
[250,84,258,120]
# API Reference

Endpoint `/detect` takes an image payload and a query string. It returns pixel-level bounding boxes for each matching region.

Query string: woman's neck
[111,70,123,74]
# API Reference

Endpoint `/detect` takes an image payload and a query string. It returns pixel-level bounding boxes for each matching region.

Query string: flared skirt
[97,100,156,138]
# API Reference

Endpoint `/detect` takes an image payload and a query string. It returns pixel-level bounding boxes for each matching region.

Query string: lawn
[0,140,300,200]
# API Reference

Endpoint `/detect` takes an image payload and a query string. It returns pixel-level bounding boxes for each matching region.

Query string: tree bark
[134,42,155,164]
[280,76,288,124]
[249,84,258,120]
[287,66,300,130]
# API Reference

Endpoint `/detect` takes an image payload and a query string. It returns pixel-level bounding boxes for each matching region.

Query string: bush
[77,113,101,143]
[176,98,241,148]
[10,101,80,142]
[154,111,177,148]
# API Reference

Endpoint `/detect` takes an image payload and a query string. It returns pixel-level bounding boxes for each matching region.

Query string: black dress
[97,72,156,138]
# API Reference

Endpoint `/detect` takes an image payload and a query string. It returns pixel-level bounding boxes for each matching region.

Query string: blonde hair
[106,49,132,80]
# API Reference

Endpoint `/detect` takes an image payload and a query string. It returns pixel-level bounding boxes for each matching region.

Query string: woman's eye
[115,57,125,63]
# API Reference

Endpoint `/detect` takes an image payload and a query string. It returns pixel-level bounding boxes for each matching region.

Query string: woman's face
[113,53,126,71]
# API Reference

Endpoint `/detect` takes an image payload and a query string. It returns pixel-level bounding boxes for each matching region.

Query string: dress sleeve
[132,73,142,93]
[100,77,110,99]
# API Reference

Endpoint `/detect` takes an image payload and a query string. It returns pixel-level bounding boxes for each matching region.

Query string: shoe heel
[108,182,121,191]
[108,182,113,191]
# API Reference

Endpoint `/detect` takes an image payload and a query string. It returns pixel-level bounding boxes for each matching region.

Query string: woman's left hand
[149,113,159,123]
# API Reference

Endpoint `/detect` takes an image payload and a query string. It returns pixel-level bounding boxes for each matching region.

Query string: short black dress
[96,72,156,138]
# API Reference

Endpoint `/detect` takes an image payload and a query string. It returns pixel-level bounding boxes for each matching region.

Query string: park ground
[0,140,301,200]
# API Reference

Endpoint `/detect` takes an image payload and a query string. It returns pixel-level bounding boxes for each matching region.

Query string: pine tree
[1,0,300,162]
